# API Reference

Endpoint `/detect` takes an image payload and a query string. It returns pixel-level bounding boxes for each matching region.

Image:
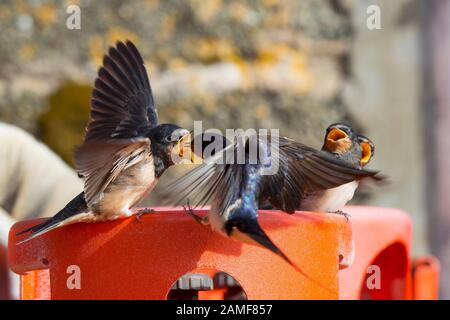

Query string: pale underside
[299,180,359,212]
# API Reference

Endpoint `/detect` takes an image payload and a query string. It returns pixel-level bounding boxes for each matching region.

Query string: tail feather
[16,192,89,244]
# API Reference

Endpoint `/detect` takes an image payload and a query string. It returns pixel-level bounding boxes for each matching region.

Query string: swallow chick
[161,134,381,273]
[17,40,190,243]
[299,123,376,216]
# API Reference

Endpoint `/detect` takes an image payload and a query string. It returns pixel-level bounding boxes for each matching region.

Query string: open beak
[174,130,202,164]
[360,141,372,166]
[325,128,351,153]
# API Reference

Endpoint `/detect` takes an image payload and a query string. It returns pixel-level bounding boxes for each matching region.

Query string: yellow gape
[360,141,372,166]
[325,127,351,153]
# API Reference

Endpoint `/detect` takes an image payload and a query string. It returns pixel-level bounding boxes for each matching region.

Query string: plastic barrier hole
[167,270,247,300]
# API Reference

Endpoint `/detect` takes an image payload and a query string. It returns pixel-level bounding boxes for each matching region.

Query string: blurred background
[0,0,448,298]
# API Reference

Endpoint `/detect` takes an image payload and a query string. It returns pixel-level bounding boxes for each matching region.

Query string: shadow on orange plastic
[359,242,408,300]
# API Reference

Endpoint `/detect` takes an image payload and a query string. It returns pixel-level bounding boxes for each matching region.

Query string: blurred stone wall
[0,0,355,165]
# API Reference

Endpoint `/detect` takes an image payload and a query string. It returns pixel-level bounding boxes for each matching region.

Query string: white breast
[96,156,157,219]
[208,199,242,236]
[300,181,359,213]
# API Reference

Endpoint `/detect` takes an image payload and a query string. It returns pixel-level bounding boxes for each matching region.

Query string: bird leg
[328,210,351,222]
[183,199,209,226]
[133,207,155,222]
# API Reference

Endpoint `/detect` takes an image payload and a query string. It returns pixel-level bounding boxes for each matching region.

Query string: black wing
[160,135,381,214]
[86,40,157,142]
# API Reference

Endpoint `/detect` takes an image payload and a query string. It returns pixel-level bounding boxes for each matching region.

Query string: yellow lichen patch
[168,57,187,70]
[155,47,171,63]
[159,15,176,40]
[256,44,297,65]
[228,2,250,23]
[255,104,270,120]
[19,43,36,60]
[106,27,139,46]
[229,56,253,90]
[144,0,160,11]
[143,59,158,75]
[89,36,104,66]
[263,0,279,7]
[191,0,222,23]
[194,38,237,63]
[254,44,314,94]
[34,4,57,26]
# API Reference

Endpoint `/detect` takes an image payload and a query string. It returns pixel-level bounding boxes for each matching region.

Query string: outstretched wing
[160,135,382,215]
[260,136,382,213]
[86,40,158,141]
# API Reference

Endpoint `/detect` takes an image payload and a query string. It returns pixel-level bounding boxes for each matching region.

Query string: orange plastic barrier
[8,206,440,300]
[9,208,353,300]
[338,207,412,299]
[412,256,440,300]
[338,206,421,300]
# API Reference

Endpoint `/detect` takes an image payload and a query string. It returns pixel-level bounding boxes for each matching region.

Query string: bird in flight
[160,133,382,273]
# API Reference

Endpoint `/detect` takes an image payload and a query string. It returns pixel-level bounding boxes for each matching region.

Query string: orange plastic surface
[0,245,10,300]
[9,208,353,300]
[338,206,413,300]
[412,256,440,300]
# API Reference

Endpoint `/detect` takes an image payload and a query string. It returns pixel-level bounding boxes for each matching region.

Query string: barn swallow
[299,123,377,215]
[161,134,381,273]
[17,40,190,243]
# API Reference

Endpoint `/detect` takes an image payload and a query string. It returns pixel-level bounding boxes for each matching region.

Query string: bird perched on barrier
[160,133,382,273]
[298,123,376,216]
[17,40,191,243]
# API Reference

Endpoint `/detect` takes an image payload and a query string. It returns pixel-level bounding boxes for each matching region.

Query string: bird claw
[133,207,155,222]
[183,199,209,226]
[329,210,351,222]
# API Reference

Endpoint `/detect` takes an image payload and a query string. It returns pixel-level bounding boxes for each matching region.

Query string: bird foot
[328,210,351,222]
[183,200,209,226]
[133,207,155,222]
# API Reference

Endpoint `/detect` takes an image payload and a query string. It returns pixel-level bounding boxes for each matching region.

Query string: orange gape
[360,141,372,165]
[9,208,353,300]
[324,127,352,154]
